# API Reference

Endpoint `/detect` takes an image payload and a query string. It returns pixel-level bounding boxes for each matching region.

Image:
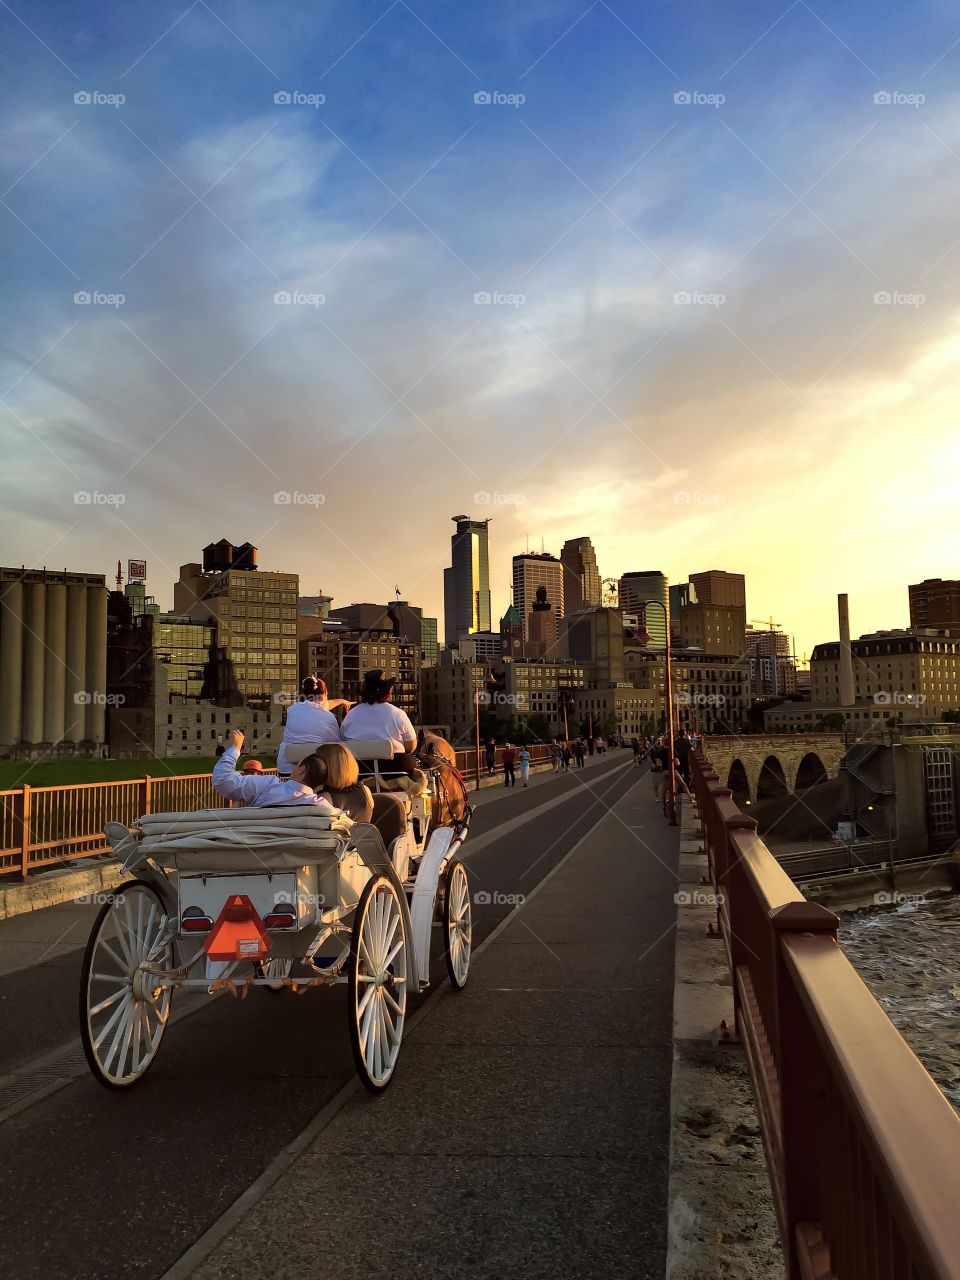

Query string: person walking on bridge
[502,742,517,787]
[518,744,531,787]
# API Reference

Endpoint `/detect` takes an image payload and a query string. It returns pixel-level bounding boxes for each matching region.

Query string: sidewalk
[180,761,679,1280]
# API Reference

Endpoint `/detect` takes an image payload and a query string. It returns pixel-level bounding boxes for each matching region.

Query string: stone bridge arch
[702,734,844,799]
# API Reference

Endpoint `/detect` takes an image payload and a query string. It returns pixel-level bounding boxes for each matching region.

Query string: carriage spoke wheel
[80,880,173,1089]
[443,858,471,990]
[348,875,407,1092]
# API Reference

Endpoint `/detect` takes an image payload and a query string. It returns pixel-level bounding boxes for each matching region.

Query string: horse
[417,728,469,829]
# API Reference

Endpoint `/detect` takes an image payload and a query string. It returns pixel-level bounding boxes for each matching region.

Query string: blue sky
[3,0,960,655]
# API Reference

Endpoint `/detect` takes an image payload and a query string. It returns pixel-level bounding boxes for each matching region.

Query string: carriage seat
[343,739,395,761]
[370,792,406,847]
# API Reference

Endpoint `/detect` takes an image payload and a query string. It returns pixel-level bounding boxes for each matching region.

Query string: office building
[512,552,564,643]
[0,566,109,759]
[909,579,960,637]
[744,626,796,695]
[173,540,299,705]
[618,571,668,648]
[560,607,625,684]
[679,602,747,657]
[810,628,960,718]
[560,537,601,614]
[421,651,488,743]
[527,586,557,659]
[688,569,746,610]
[443,516,492,644]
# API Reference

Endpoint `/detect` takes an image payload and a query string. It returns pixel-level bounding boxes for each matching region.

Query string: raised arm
[212,732,266,804]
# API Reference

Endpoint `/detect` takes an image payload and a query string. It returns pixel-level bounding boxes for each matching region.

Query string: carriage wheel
[79,880,173,1089]
[442,858,472,990]
[348,875,407,1092]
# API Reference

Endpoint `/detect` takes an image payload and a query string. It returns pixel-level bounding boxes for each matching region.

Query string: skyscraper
[560,537,602,614]
[443,516,492,645]
[618,571,669,648]
[512,552,564,643]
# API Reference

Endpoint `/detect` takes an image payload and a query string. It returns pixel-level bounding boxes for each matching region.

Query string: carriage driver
[340,669,423,789]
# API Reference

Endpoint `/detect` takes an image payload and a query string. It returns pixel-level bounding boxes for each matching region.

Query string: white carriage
[79,741,473,1092]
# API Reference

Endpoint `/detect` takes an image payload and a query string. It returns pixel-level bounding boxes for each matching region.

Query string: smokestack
[838,593,855,706]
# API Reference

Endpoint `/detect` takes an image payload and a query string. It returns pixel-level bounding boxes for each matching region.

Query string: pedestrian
[675,730,692,788]
[649,736,668,809]
[632,736,642,767]
[574,738,586,768]
[485,738,496,777]
[561,741,571,772]
[518,744,531,787]
[502,741,517,788]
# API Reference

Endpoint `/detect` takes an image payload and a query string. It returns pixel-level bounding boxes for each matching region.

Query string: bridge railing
[691,748,960,1280]
[0,744,561,877]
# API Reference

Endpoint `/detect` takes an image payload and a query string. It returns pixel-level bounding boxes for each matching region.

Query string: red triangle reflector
[204,894,272,962]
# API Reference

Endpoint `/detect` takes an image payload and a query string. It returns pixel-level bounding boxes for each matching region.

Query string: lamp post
[642,598,677,826]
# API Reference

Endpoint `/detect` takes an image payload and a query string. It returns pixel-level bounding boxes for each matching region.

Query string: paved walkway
[180,763,679,1280]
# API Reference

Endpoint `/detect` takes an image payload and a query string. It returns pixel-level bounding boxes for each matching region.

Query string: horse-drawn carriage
[79,738,472,1092]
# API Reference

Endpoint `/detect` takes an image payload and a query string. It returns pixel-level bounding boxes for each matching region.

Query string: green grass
[0,755,276,790]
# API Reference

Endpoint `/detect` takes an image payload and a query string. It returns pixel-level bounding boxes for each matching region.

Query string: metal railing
[691,748,960,1279]
[0,744,569,878]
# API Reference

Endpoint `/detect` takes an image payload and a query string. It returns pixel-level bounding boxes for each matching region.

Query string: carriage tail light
[263,902,297,930]
[204,894,272,961]
[181,907,213,933]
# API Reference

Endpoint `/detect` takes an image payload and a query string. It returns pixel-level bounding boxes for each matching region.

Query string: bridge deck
[181,762,679,1280]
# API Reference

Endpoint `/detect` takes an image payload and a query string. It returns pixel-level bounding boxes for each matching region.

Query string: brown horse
[417,729,469,829]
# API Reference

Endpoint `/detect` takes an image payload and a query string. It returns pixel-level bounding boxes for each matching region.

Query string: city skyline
[3,3,960,670]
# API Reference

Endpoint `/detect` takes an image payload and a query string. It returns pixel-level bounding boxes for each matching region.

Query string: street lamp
[642,598,677,827]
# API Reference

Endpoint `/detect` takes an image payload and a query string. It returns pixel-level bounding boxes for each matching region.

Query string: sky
[2,0,960,661]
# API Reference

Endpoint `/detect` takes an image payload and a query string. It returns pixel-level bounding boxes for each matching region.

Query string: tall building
[0,566,108,759]
[173,540,299,705]
[559,607,625,684]
[560,537,601,614]
[744,627,796,695]
[443,516,491,645]
[678,602,747,656]
[512,552,564,643]
[327,600,428,709]
[619,571,668,648]
[527,586,557,659]
[909,579,960,637]
[689,569,746,609]
[500,604,524,660]
[300,623,420,717]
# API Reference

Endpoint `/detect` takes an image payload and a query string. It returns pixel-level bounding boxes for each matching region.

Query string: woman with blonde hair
[285,741,374,822]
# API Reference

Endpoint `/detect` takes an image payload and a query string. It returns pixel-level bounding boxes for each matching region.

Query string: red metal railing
[0,744,572,878]
[691,747,960,1279]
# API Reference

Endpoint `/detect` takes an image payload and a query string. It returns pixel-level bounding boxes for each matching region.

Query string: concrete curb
[665,793,785,1279]
[0,858,127,922]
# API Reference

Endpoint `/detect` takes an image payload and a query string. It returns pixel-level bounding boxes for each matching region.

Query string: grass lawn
[0,754,277,789]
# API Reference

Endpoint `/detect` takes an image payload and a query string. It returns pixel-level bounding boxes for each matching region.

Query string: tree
[816,712,845,731]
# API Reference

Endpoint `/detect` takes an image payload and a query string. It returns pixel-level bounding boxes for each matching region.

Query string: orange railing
[691,748,960,1280]
[0,744,571,878]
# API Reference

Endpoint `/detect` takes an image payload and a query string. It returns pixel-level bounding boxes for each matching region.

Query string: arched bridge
[700,733,844,804]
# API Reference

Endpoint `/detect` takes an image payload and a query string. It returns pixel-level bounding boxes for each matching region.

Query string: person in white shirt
[276,676,349,778]
[340,669,419,778]
[214,730,340,811]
